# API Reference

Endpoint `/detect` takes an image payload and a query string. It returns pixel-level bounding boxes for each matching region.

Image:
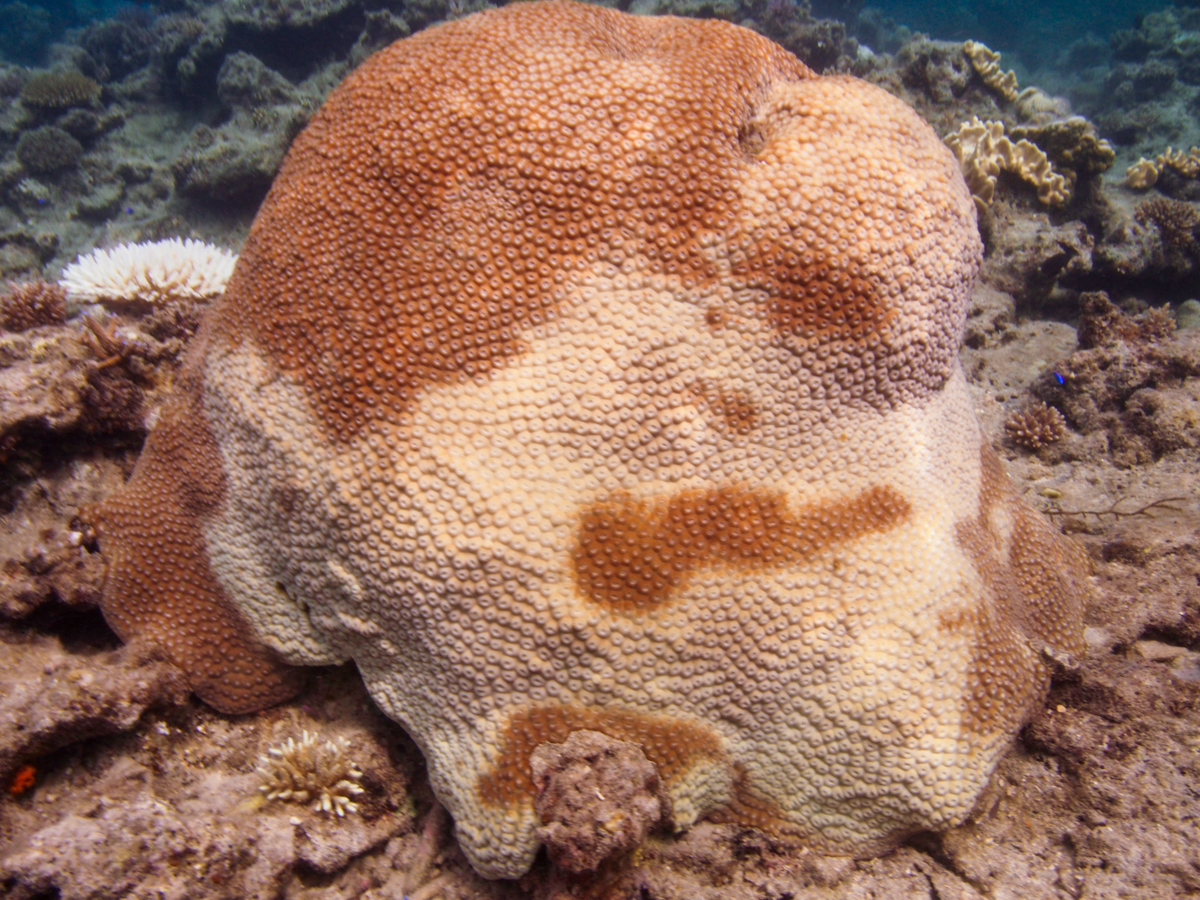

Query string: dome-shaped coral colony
[90,0,1088,879]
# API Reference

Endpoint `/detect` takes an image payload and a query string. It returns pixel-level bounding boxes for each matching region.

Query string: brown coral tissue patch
[91,0,1085,880]
[572,485,910,612]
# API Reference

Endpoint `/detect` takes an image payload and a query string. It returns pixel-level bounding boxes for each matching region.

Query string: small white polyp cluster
[59,238,237,308]
[255,730,365,817]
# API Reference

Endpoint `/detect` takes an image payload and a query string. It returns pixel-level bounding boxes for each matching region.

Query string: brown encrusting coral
[18,70,101,109]
[0,280,67,332]
[1005,401,1068,450]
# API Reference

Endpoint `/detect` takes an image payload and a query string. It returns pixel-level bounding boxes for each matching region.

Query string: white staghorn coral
[255,730,365,817]
[59,238,237,309]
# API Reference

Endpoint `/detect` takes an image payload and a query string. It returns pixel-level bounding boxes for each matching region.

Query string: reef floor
[0,280,1198,899]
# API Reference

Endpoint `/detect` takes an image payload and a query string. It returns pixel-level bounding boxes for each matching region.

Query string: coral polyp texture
[88,0,1088,879]
[59,238,238,311]
[255,731,365,816]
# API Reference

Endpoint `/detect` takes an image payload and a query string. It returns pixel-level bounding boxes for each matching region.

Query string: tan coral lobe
[91,0,1087,879]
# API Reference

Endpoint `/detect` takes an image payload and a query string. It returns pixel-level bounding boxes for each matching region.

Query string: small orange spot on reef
[8,764,36,797]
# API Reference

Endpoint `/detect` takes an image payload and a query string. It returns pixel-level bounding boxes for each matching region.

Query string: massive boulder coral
[88,0,1088,880]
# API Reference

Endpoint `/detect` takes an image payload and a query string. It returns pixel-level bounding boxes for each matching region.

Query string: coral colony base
[85,0,1088,880]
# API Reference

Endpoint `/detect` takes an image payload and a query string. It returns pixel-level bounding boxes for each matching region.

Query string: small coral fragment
[964,40,1019,102]
[1125,158,1159,190]
[1005,402,1067,450]
[59,238,237,311]
[255,731,365,817]
[1136,197,1200,250]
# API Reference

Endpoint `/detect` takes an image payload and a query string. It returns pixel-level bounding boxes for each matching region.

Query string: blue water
[0,0,1162,70]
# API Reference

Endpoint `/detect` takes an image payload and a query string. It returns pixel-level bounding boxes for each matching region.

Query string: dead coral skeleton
[0,280,67,332]
[79,316,144,371]
[255,731,365,817]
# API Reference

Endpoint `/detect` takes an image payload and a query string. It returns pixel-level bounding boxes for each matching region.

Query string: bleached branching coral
[59,238,237,311]
[946,117,1070,213]
[255,731,365,817]
[964,40,1018,102]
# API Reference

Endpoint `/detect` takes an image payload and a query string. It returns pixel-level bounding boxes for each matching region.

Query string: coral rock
[15,125,83,175]
[0,280,67,332]
[531,730,667,873]
[89,0,1088,879]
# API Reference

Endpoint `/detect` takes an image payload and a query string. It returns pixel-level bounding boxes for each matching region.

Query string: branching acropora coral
[255,731,365,817]
[59,238,237,310]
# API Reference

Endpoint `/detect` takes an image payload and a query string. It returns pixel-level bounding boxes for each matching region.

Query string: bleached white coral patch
[59,238,237,308]
[255,730,365,817]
